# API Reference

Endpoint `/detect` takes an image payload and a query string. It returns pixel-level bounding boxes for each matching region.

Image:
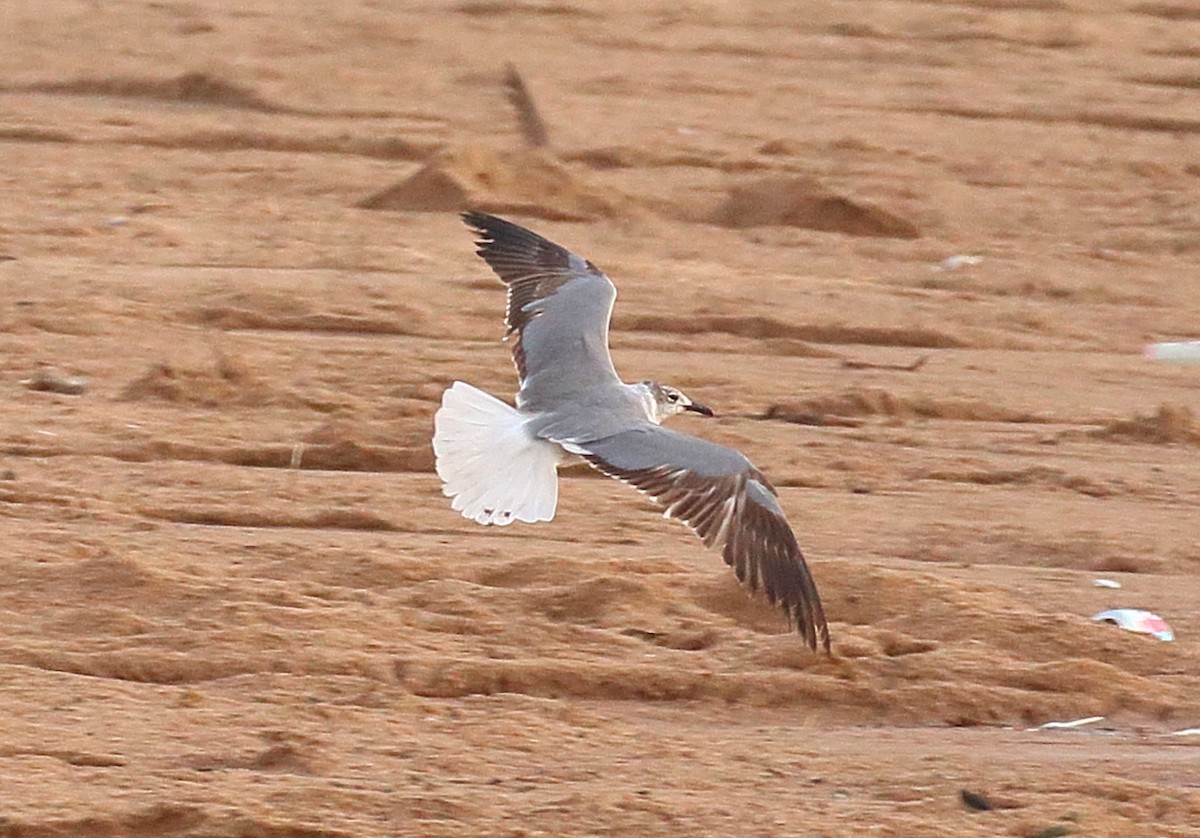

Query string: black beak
[685,402,715,418]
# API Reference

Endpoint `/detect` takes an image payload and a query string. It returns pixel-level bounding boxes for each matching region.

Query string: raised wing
[462,212,621,410]
[572,425,830,652]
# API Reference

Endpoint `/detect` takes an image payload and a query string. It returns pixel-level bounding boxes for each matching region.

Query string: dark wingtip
[461,211,515,258]
[806,602,832,655]
[789,585,830,654]
[460,211,532,250]
[461,210,496,233]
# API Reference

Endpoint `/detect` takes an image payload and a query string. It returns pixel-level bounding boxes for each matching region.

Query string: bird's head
[643,381,715,424]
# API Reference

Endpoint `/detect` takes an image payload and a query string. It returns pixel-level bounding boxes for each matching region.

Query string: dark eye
[668,393,679,402]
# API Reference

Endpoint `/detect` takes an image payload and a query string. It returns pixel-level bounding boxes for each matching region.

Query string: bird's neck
[629,381,664,425]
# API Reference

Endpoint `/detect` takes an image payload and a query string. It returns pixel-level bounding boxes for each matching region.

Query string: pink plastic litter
[1092,608,1174,641]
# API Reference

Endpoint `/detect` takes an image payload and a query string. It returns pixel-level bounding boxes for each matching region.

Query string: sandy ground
[2,0,1200,835]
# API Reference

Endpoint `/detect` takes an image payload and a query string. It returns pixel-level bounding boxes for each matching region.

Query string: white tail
[432,382,561,526]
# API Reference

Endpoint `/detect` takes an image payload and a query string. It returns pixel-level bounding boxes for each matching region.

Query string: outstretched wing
[571,424,830,652]
[461,212,621,410]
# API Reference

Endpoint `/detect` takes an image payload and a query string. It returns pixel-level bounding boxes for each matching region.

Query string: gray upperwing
[574,423,753,477]
[462,212,621,411]
[572,425,830,652]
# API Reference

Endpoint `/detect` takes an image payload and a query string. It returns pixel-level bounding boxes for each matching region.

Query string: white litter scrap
[1093,578,1121,589]
[1036,716,1106,731]
[937,254,983,271]
[1145,341,1200,363]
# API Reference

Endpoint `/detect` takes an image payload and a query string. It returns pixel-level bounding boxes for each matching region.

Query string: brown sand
[2,1,1199,835]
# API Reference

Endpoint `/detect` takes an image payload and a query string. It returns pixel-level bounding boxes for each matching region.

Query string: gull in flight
[433,213,830,652]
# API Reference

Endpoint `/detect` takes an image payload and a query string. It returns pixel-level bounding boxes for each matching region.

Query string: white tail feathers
[433,382,561,526]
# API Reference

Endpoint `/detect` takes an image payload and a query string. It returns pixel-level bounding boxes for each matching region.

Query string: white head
[640,381,715,425]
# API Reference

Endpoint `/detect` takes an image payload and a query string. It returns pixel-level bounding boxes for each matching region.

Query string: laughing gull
[433,213,830,652]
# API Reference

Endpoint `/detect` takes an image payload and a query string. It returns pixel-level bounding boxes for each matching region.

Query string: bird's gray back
[527,381,649,444]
